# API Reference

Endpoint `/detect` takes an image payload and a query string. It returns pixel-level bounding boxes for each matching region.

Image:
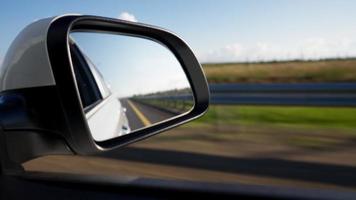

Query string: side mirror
[69,31,195,142]
[0,15,209,168]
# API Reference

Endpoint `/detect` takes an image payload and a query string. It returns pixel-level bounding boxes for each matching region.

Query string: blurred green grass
[189,105,356,131]
[203,59,356,83]
[179,105,356,150]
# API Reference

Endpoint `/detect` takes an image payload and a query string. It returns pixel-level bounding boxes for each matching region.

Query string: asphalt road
[120,99,176,131]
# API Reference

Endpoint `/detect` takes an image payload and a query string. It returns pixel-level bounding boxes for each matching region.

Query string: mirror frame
[46,15,209,154]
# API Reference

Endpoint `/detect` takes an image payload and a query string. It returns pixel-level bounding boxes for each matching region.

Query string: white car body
[0,15,130,142]
[85,93,130,141]
[81,54,131,141]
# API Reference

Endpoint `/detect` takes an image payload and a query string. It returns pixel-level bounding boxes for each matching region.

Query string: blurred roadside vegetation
[134,99,356,151]
[190,105,356,131]
[172,105,356,151]
[203,58,356,83]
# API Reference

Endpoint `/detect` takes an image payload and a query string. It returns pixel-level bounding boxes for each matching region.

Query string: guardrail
[209,83,356,106]
[132,83,356,107]
[131,94,194,114]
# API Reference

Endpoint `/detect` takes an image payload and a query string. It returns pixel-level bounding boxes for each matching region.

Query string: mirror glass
[69,32,194,142]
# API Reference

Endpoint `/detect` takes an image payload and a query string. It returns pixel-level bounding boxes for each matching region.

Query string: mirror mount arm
[0,88,74,175]
[0,128,73,175]
[0,127,24,175]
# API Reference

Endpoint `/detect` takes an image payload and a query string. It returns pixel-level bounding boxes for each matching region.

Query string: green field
[181,105,356,150]
[202,59,356,83]
[191,105,356,130]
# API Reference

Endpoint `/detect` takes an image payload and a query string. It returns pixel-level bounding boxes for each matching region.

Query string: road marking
[127,100,151,126]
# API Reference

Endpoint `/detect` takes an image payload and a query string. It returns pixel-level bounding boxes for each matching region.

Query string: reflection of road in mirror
[120,98,178,131]
[119,87,194,132]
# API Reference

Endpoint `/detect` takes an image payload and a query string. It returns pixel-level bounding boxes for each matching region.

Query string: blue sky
[71,32,191,97]
[1,0,356,64]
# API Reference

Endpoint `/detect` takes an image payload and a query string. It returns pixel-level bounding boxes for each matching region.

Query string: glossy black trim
[47,15,209,153]
[70,42,102,109]
[47,16,98,154]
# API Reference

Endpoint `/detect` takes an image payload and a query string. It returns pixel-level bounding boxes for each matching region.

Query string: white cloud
[118,12,137,22]
[198,37,356,63]
[0,55,3,67]
[298,37,356,60]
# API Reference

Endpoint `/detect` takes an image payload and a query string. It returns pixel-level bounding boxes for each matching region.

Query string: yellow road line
[127,100,151,126]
